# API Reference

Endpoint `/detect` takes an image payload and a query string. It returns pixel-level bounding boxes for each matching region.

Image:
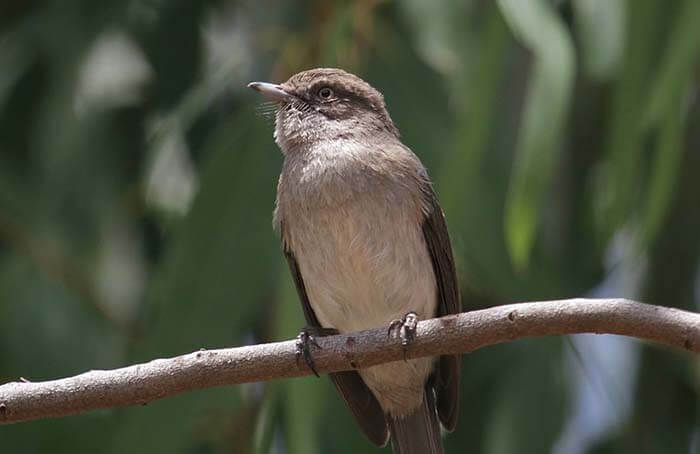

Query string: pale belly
[286,194,438,416]
[290,194,437,332]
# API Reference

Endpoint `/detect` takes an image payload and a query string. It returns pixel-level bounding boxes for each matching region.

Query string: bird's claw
[295,327,338,377]
[296,328,321,377]
[387,312,418,360]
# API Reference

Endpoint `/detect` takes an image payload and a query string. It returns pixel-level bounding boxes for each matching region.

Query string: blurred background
[1,0,699,452]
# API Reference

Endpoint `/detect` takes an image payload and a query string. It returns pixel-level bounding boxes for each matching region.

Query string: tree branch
[2,298,699,425]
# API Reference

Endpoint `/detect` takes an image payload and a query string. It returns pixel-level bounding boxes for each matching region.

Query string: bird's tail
[388,389,443,454]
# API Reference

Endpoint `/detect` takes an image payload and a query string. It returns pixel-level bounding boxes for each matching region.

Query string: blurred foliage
[1,0,699,453]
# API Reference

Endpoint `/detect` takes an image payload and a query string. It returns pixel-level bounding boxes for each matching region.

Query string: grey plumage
[250,68,460,453]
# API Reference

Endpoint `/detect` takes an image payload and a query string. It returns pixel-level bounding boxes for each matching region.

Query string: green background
[1,0,699,452]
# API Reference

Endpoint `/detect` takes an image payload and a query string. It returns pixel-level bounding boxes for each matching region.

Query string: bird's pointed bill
[248,82,295,103]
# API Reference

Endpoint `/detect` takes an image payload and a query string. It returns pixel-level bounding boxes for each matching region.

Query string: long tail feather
[388,390,443,454]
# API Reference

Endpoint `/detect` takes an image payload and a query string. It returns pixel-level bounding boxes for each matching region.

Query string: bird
[249,68,460,454]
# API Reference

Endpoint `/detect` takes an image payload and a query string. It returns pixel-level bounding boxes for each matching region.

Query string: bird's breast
[276,144,439,415]
[280,175,437,334]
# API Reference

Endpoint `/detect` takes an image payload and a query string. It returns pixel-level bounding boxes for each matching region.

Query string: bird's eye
[318,87,333,99]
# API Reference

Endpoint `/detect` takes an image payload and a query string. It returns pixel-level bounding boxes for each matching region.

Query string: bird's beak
[247,82,295,103]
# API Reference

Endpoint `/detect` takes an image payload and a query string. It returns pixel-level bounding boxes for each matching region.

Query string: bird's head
[249,68,399,153]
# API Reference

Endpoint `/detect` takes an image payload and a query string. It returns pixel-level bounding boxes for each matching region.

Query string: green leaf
[435,3,515,296]
[572,0,626,81]
[641,0,700,131]
[498,0,576,270]
[640,82,690,247]
[636,0,700,247]
[597,0,663,238]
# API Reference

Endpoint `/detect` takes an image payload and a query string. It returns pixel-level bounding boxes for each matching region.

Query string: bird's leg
[387,312,418,361]
[295,326,339,377]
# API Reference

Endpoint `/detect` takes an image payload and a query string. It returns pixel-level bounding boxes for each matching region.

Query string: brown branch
[2,298,699,425]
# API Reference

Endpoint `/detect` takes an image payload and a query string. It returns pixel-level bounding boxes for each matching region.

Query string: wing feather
[420,185,461,431]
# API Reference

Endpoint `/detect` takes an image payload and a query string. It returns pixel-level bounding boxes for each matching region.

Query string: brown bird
[249,68,460,454]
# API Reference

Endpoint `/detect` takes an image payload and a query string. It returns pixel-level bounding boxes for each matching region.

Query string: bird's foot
[295,326,339,377]
[387,312,418,361]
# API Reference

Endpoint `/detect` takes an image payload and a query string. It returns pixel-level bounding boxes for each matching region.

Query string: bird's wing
[282,230,390,447]
[420,184,461,432]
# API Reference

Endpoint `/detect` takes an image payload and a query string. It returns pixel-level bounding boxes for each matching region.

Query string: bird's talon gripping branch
[295,327,338,377]
[388,312,418,360]
[296,328,321,377]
